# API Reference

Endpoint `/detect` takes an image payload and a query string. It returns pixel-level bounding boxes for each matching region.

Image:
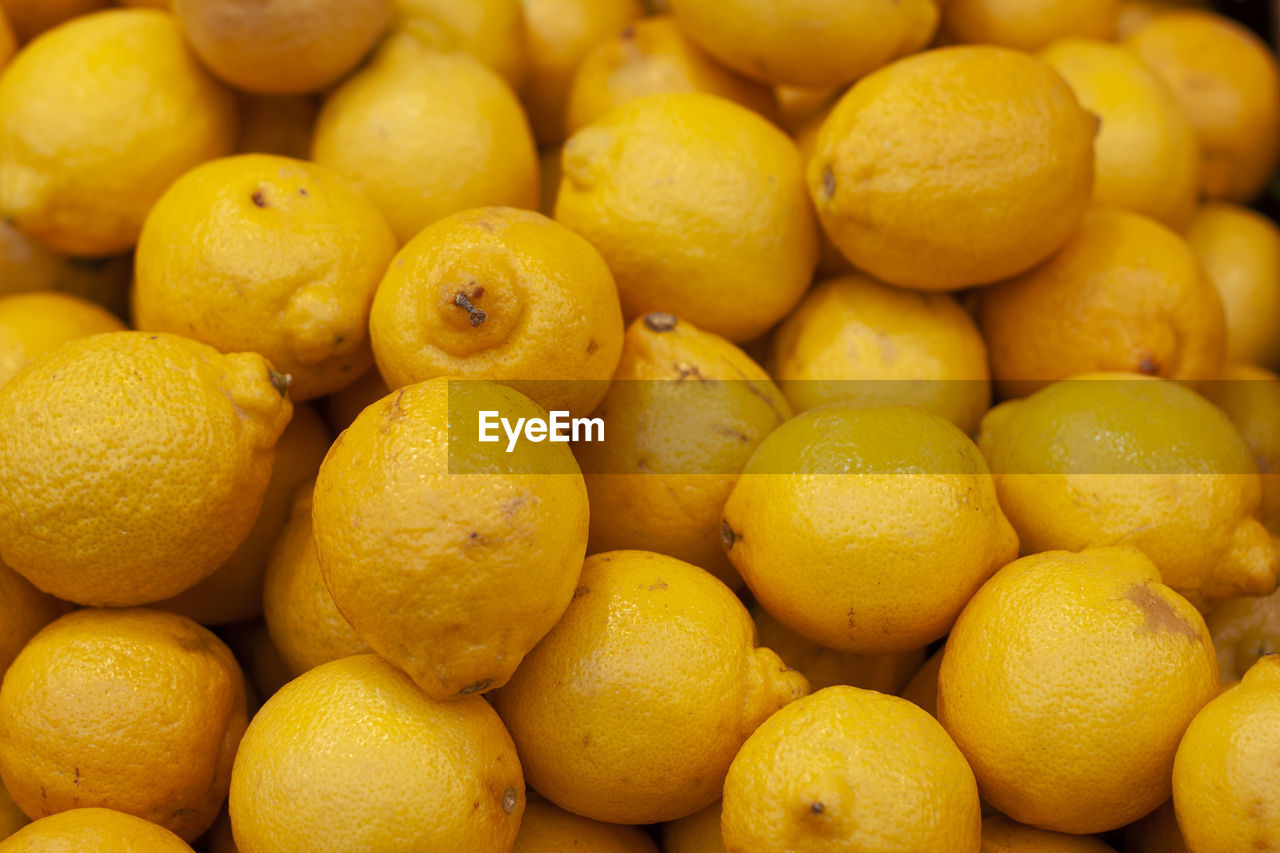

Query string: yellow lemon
[980,816,1116,851]
[0,9,236,256]
[174,0,392,94]
[1038,38,1199,229]
[1172,655,1280,852]
[1125,11,1280,202]
[519,0,643,145]
[312,36,538,243]
[556,92,817,341]
[1206,364,1280,535]
[392,0,526,88]
[511,796,657,853]
[722,405,1019,653]
[228,654,524,853]
[668,0,939,87]
[0,292,123,387]
[975,207,1224,398]
[721,685,981,852]
[369,206,623,417]
[751,602,925,694]
[262,481,371,676]
[942,0,1117,51]
[312,378,588,699]
[1187,204,1280,369]
[938,547,1219,833]
[492,550,808,825]
[809,46,1095,291]
[565,16,777,134]
[978,374,1278,607]
[768,272,991,434]
[155,403,331,625]
[0,609,247,841]
[659,802,725,853]
[574,312,791,589]
[0,808,193,852]
[134,154,397,400]
[0,332,291,607]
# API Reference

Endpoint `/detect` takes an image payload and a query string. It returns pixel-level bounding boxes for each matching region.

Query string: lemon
[1038,38,1199,229]
[1125,11,1280,202]
[312,35,538,243]
[722,405,1018,653]
[722,685,981,852]
[175,0,392,94]
[312,378,589,699]
[768,272,991,433]
[134,154,397,401]
[229,654,524,853]
[556,92,817,341]
[669,0,939,87]
[0,292,123,387]
[942,0,1117,50]
[1172,655,1280,852]
[0,9,236,256]
[1187,204,1280,369]
[492,550,808,825]
[369,206,623,418]
[809,46,1095,290]
[0,609,247,840]
[978,374,1278,607]
[574,312,791,589]
[0,808,193,852]
[939,547,1218,833]
[0,332,291,607]
[975,207,1224,397]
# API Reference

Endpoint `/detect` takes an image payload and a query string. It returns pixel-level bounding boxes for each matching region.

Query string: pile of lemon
[1,0,1279,851]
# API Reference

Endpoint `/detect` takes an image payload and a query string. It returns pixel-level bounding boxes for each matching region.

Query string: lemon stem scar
[644,312,678,332]
[268,368,291,397]
[454,292,487,327]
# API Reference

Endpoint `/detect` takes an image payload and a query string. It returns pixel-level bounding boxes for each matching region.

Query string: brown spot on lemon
[1126,584,1201,639]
